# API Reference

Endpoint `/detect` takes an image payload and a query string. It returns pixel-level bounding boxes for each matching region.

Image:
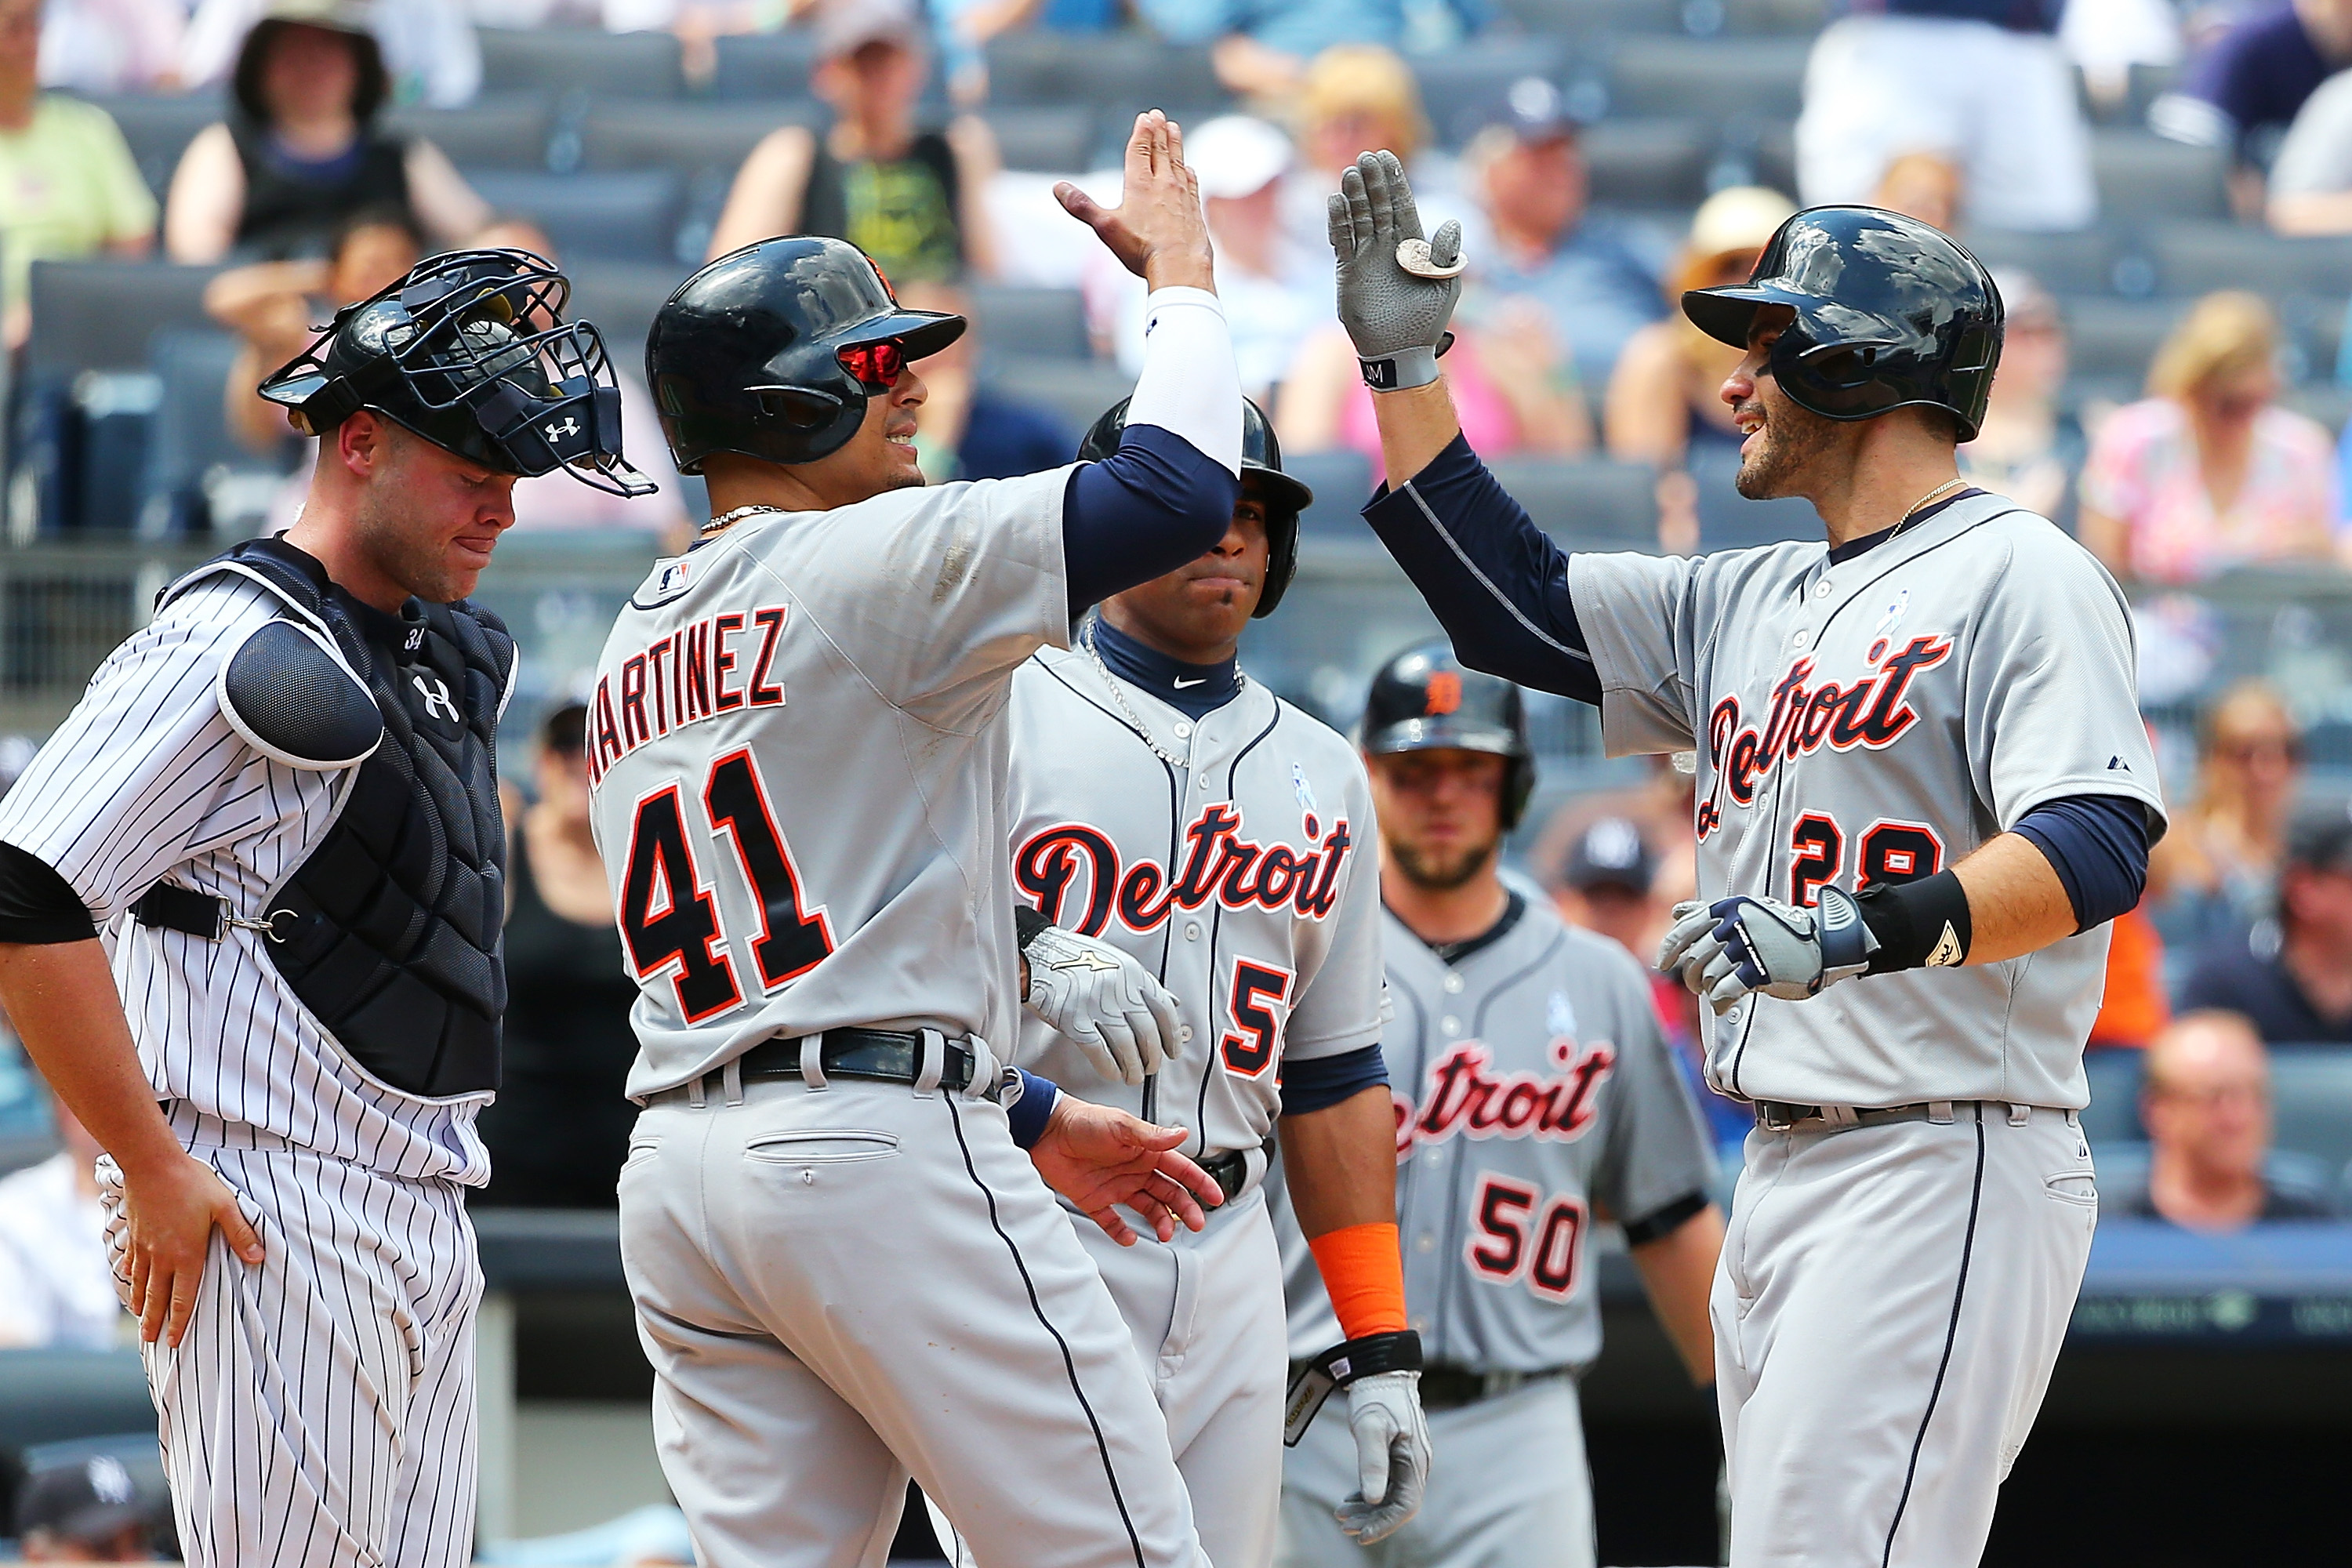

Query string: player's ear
[333,409,392,477]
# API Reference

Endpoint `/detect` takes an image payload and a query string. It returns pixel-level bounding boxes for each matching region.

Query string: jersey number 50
[1467,1173,1586,1302]
[621,749,835,1023]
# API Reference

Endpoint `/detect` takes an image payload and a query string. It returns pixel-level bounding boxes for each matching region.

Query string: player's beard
[1735,397,1842,500]
[1389,833,1501,892]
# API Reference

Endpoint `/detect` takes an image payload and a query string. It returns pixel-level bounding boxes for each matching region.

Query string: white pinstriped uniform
[0,571,498,1568]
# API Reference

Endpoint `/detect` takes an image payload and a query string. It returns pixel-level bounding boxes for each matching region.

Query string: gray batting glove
[1328,150,1463,391]
[1023,924,1183,1087]
[1657,886,1880,1016]
[1335,1370,1430,1544]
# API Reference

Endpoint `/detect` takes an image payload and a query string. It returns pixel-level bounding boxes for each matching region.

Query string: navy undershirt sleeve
[1360,434,1601,703]
[2010,793,2152,934]
[1061,425,1241,613]
[0,842,96,944]
[1279,1044,1391,1116]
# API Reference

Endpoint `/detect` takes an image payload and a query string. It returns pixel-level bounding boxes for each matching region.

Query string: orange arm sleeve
[1307,1220,1409,1338]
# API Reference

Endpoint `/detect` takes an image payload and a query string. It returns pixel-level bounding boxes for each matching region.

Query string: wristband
[1283,1329,1423,1445]
[1857,869,1973,973]
[1003,1068,1060,1149]
[1013,902,1051,951]
[1359,332,1455,391]
[1307,1219,1409,1338]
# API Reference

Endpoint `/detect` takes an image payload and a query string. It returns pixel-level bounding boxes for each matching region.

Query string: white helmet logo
[544,416,579,441]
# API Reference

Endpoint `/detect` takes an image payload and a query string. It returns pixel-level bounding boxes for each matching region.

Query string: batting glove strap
[1283,1330,1424,1445]
[1857,869,1974,973]
[1657,886,1879,1014]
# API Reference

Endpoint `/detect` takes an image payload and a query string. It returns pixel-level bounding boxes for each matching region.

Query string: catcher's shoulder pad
[217,618,384,771]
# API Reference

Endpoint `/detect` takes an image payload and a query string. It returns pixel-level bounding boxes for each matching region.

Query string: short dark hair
[541,702,589,755]
[329,205,424,265]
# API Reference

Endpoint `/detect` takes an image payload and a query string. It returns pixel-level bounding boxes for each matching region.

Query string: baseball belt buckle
[1757,1100,1813,1132]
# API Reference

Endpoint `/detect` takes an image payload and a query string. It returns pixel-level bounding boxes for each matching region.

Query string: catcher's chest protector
[163,539,514,1098]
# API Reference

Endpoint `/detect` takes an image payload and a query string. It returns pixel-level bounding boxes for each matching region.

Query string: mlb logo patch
[658,560,692,595]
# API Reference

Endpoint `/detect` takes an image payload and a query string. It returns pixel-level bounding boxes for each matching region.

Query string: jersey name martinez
[1014,800,1356,935]
[1393,1031,1617,1158]
[585,603,791,786]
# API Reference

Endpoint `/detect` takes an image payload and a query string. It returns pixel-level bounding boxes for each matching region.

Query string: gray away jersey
[586,469,1073,1098]
[0,574,500,1181]
[1004,649,1387,1156]
[1568,492,2167,1111]
[1276,898,1715,1371]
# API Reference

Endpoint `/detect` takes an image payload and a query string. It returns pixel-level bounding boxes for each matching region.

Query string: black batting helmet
[1682,205,2003,442]
[1362,641,1536,830]
[260,248,653,495]
[1076,395,1310,617]
[645,236,964,474]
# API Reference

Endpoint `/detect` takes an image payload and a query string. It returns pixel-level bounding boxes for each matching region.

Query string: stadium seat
[25,260,219,379]
[1410,41,1570,149]
[2080,1047,2146,1147]
[2150,221,2352,300]
[967,285,1091,361]
[1286,450,1377,538]
[0,1352,155,1451]
[2092,131,2229,220]
[1485,457,1661,550]
[1604,36,1809,122]
[568,261,695,368]
[2057,296,2190,383]
[1689,445,1816,550]
[1497,0,1687,37]
[710,30,820,100]
[461,170,687,266]
[141,328,280,536]
[983,32,1223,114]
[1719,0,1831,34]
[476,26,685,99]
[579,101,807,176]
[1962,228,2121,296]
[2283,383,2352,431]
[2270,1044,2352,1182]
[980,355,1133,438]
[66,91,220,198]
[984,107,1098,174]
[384,93,554,170]
[1582,118,1715,209]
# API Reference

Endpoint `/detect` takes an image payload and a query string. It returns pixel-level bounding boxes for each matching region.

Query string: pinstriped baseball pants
[98,1113,481,1568]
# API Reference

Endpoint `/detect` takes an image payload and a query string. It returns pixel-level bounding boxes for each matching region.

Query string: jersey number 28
[620,748,835,1023]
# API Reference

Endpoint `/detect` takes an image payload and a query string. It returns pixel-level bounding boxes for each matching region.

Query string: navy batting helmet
[1362,641,1536,830]
[260,248,653,495]
[645,236,964,474]
[1076,395,1310,617]
[1682,205,2003,442]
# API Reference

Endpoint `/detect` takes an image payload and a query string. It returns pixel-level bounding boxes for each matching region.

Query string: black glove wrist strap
[1283,1330,1423,1445]
[1012,903,1052,952]
[1857,870,1973,974]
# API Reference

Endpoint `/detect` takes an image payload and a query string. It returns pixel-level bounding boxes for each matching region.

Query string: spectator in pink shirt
[2078,290,2340,583]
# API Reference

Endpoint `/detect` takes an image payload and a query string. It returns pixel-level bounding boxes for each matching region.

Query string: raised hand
[1328,151,1463,390]
[1027,1096,1225,1246]
[1054,111,1215,293]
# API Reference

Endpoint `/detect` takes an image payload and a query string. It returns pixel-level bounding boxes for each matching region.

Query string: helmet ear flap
[753,385,849,429]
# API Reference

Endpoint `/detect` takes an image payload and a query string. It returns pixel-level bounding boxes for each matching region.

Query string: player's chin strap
[1283,1330,1423,1446]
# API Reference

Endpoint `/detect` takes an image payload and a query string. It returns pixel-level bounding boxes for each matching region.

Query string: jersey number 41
[620,749,836,1023]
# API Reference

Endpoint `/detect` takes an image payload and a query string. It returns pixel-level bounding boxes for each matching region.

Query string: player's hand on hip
[1054,110,1214,292]
[1657,886,1879,1016]
[120,1150,263,1347]
[1329,150,1463,390]
[1026,1097,1223,1247]
[1023,924,1183,1087]
[1335,1369,1431,1544]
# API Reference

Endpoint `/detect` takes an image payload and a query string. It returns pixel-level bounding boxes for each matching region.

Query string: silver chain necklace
[1079,615,1241,770]
[700,503,783,537]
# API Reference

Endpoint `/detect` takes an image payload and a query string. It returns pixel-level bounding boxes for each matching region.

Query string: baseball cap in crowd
[2286,797,2352,874]
[814,0,924,61]
[1186,116,1294,201]
[1490,77,1577,143]
[14,1454,151,1554]
[1563,817,1655,895]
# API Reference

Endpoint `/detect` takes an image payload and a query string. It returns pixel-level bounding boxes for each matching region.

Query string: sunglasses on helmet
[837,339,909,390]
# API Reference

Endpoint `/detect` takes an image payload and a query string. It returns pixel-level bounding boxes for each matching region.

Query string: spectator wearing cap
[0,1079,127,1348]
[1281,43,1471,266]
[1132,0,1483,100]
[1459,77,1664,394]
[165,0,488,263]
[2107,1010,2336,1227]
[1957,270,2085,528]
[184,0,478,109]
[0,0,155,350]
[708,0,1000,281]
[1553,815,1661,960]
[1794,0,2096,231]
[2154,0,2352,215]
[1097,114,1319,400]
[2177,799,2352,1044]
[1605,186,1795,473]
[13,1454,160,1561]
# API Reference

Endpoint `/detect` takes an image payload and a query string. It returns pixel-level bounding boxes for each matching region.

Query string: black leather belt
[735,1029,978,1093]
[1200,1148,1250,1205]
[1418,1362,1575,1410]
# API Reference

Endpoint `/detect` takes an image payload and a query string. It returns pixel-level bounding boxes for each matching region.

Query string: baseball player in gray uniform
[1274,643,1722,1568]
[1321,164,2166,1566]
[595,115,1272,1568]
[942,396,1424,1568]
[0,249,652,1567]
